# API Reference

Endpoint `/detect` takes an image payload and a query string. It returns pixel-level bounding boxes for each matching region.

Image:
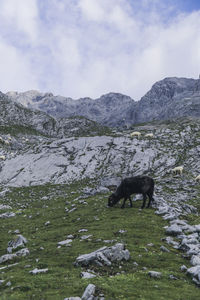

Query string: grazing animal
[172,166,183,175]
[130,131,141,138]
[145,133,154,138]
[0,155,6,160]
[195,175,200,182]
[108,176,155,209]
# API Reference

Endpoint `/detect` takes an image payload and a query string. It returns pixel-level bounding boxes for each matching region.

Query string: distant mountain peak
[4,76,200,127]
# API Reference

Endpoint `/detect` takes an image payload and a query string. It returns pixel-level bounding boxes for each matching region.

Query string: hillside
[6,77,200,127]
[0,92,110,138]
[1,117,200,299]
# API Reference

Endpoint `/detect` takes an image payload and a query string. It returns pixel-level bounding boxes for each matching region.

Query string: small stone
[67,235,74,239]
[6,281,11,287]
[58,239,72,246]
[81,272,96,279]
[180,265,187,272]
[80,235,92,240]
[79,229,88,233]
[148,271,162,278]
[147,243,154,247]
[29,268,48,275]
[160,246,170,252]
[82,284,96,300]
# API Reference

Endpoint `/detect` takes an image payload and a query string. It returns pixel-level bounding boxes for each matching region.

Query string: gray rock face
[6,91,136,128]
[136,77,200,124]
[0,92,108,138]
[6,77,200,127]
[75,243,130,267]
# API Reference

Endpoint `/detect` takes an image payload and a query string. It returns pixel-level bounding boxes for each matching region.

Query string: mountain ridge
[5,76,200,127]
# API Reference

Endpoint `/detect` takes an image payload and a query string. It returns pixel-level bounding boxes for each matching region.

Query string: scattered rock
[7,235,27,253]
[82,284,96,300]
[160,245,170,252]
[180,265,187,272]
[0,212,16,218]
[57,239,72,246]
[75,243,130,267]
[80,235,92,240]
[81,272,96,279]
[0,248,29,264]
[166,224,182,236]
[45,221,50,226]
[148,271,162,278]
[190,255,200,266]
[29,268,48,275]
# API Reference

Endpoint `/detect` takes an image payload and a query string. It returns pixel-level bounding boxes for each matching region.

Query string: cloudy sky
[0,0,200,100]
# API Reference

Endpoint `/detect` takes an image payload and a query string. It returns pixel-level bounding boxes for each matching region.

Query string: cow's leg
[129,196,133,207]
[147,192,154,208]
[141,193,147,209]
[121,197,127,208]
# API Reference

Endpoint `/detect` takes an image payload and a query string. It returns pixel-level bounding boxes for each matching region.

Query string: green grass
[0,125,45,137]
[0,182,200,299]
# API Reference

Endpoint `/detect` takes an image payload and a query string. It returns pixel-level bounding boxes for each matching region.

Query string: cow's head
[108,193,119,207]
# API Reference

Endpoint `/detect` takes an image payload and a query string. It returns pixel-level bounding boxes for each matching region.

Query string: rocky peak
[5,76,200,127]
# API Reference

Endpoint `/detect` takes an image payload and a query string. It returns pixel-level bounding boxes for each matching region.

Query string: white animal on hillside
[172,166,183,175]
[0,155,6,160]
[130,131,141,138]
[195,175,200,182]
[145,133,154,138]
[4,140,10,145]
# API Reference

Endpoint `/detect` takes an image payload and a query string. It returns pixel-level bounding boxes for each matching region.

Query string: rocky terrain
[1,88,200,299]
[0,117,200,187]
[0,92,110,138]
[6,77,200,127]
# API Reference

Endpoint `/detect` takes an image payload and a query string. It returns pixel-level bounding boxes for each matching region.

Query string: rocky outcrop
[75,243,130,267]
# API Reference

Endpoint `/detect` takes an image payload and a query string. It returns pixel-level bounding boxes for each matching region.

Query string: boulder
[75,243,130,267]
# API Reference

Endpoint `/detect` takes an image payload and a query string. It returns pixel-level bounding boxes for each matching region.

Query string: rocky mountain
[6,91,136,128]
[135,77,200,123]
[6,77,200,127]
[0,92,110,138]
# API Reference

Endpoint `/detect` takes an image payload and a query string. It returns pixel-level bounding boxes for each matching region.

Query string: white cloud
[0,0,200,100]
[0,0,39,43]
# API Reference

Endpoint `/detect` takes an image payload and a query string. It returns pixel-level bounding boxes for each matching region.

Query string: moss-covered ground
[0,182,200,299]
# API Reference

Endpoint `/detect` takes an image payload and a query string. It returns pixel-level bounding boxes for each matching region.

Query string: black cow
[108,176,155,209]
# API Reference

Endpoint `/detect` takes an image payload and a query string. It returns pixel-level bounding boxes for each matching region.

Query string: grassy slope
[0,182,200,300]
